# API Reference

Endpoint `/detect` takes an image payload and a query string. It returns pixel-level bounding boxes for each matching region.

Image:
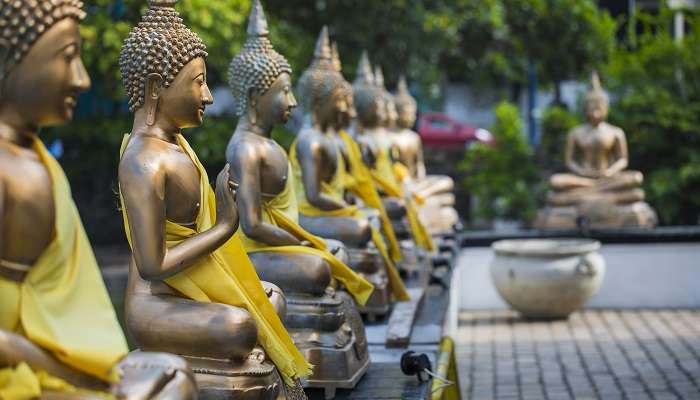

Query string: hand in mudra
[215,164,238,230]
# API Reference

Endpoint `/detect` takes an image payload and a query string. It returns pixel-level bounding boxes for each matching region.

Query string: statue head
[228,0,296,129]
[374,65,397,129]
[394,76,417,129]
[0,0,90,129]
[297,27,353,131]
[331,41,356,129]
[120,0,211,130]
[352,51,385,129]
[584,71,609,126]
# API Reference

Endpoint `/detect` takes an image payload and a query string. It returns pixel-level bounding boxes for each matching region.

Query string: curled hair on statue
[227,0,292,117]
[0,0,86,93]
[119,0,207,112]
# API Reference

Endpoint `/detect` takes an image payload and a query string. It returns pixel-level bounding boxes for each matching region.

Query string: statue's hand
[215,164,238,231]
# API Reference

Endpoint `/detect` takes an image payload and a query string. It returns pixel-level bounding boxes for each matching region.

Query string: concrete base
[536,201,658,230]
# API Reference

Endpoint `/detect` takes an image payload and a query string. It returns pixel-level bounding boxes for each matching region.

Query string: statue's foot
[114,352,197,400]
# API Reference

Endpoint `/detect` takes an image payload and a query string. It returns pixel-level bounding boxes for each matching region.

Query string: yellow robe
[371,142,435,252]
[1,139,128,398]
[119,134,311,385]
[337,130,402,263]
[290,136,409,302]
[236,148,373,306]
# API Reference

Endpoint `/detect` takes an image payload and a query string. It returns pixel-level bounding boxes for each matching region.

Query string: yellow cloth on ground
[118,134,311,385]
[290,138,409,302]
[234,143,373,306]
[338,131,402,263]
[371,144,435,252]
[0,139,128,397]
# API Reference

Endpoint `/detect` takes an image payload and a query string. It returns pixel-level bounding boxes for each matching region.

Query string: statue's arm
[605,129,629,177]
[119,157,236,281]
[564,130,591,177]
[297,137,346,211]
[0,329,108,391]
[232,146,300,246]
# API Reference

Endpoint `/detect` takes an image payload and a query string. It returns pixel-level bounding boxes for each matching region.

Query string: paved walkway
[456,310,700,400]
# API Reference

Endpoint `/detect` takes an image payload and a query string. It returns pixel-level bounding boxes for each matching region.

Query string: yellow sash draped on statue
[0,139,128,398]
[371,145,435,252]
[235,147,373,306]
[289,139,409,302]
[337,131,402,262]
[118,134,311,385]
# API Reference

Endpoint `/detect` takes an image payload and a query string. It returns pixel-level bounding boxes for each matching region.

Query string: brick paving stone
[456,310,700,400]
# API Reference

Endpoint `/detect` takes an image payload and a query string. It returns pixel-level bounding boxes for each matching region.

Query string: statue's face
[339,92,357,129]
[317,89,353,131]
[159,57,213,129]
[385,98,398,128]
[1,18,91,128]
[398,103,417,129]
[585,96,608,126]
[256,73,297,126]
[374,95,387,127]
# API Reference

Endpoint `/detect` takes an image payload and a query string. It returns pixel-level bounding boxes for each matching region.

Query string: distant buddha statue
[291,27,409,318]
[0,1,197,398]
[392,76,460,234]
[536,72,657,229]
[225,2,372,396]
[117,1,309,397]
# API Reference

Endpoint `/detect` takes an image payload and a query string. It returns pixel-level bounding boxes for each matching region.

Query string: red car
[417,112,494,148]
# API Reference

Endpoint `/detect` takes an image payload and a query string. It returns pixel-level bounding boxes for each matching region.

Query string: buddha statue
[224,2,372,397]
[392,76,460,235]
[0,1,197,398]
[291,28,409,319]
[535,73,657,230]
[117,1,310,398]
[354,59,435,260]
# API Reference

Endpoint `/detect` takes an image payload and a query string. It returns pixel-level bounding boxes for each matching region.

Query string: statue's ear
[247,87,259,125]
[145,73,164,126]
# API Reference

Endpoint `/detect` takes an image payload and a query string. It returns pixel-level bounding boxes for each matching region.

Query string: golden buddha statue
[225,2,372,397]
[354,58,435,262]
[291,28,409,319]
[536,73,657,230]
[117,1,310,398]
[0,1,197,398]
[392,76,460,235]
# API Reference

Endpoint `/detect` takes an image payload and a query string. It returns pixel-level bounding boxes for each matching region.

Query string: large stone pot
[490,239,605,319]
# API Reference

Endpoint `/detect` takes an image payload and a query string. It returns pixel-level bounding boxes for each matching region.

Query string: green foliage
[461,102,542,222]
[602,8,700,224]
[538,105,581,171]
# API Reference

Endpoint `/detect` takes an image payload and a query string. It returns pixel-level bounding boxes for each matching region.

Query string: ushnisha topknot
[0,0,86,85]
[227,0,292,117]
[297,26,350,114]
[393,75,416,114]
[119,0,208,112]
[352,51,383,123]
[585,70,609,105]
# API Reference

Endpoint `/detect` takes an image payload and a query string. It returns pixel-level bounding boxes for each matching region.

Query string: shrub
[461,101,543,223]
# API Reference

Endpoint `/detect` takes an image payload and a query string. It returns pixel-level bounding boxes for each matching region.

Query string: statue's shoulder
[119,136,171,181]
[227,131,264,164]
[602,122,625,137]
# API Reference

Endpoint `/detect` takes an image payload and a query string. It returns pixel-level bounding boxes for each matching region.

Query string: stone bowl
[490,239,605,319]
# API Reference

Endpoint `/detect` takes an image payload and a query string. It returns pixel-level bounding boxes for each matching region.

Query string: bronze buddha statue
[117,1,310,398]
[0,1,197,398]
[225,2,372,397]
[392,76,460,234]
[291,28,409,320]
[535,73,657,229]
